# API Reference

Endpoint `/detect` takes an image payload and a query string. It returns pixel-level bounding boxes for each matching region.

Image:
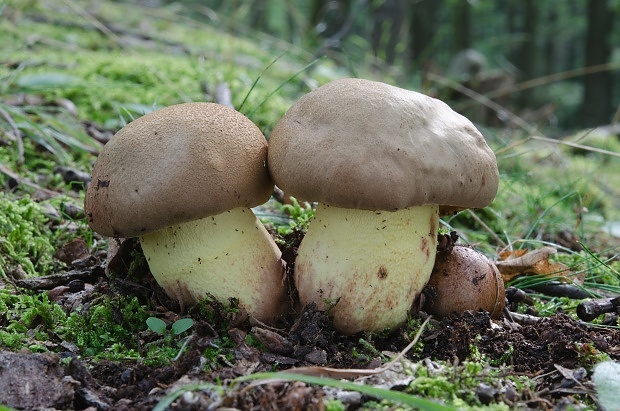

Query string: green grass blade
[237,49,288,112]
[152,382,224,411]
[235,372,455,410]
[522,191,577,245]
[246,56,324,118]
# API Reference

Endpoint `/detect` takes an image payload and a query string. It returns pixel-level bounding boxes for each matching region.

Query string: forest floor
[2,210,620,410]
[2,231,619,410]
[1,1,620,410]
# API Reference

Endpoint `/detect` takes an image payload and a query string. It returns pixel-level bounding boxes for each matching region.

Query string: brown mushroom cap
[423,246,505,319]
[85,102,272,238]
[268,78,499,214]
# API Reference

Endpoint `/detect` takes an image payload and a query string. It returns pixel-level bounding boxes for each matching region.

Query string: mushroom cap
[423,246,505,319]
[85,102,272,238]
[268,78,499,214]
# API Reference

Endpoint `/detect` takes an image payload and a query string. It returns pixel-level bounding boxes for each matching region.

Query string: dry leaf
[56,238,90,265]
[496,247,573,283]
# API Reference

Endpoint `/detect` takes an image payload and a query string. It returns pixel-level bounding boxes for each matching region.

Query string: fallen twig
[0,164,65,199]
[465,209,507,247]
[577,296,620,321]
[505,286,535,306]
[504,310,541,326]
[528,282,592,299]
[14,265,105,291]
[531,135,620,159]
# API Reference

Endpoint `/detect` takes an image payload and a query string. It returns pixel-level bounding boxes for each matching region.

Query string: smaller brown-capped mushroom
[84,102,287,323]
[423,246,505,319]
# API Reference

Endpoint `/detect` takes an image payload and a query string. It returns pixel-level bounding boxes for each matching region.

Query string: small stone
[0,351,78,409]
[304,348,327,365]
[476,382,497,405]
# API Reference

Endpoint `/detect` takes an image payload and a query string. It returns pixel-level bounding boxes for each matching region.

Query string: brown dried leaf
[56,238,90,265]
[251,327,294,356]
[496,247,572,282]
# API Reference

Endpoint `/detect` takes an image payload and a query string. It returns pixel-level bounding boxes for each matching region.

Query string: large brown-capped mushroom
[268,78,499,334]
[85,102,287,323]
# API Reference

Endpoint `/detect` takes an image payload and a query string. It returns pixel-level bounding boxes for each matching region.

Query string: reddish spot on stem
[421,238,430,259]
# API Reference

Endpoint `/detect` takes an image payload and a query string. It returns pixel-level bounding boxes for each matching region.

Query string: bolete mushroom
[85,102,287,323]
[268,78,499,334]
[423,246,505,319]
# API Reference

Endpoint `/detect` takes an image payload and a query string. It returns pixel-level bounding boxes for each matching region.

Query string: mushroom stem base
[295,203,439,334]
[140,207,287,323]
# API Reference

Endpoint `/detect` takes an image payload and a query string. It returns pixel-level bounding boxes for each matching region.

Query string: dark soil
[2,230,619,410]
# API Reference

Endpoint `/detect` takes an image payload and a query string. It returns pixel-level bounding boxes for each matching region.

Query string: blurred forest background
[135,0,620,133]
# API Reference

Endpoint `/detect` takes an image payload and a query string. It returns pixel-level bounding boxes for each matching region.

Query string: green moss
[261,196,315,235]
[1,0,341,146]
[2,11,308,128]
[0,289,67,349]
[0,287,154,361]
[324,399,346,411]
[402,360,531,410]
[0,97,99,169]
[62,296,149,359]
[0,193,58,277]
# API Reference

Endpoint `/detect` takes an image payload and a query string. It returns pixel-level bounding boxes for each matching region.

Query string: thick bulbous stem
[140,207,287,324]
[295,203,439,335]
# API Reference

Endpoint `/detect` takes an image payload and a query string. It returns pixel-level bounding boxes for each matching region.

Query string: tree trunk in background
[310,0,351,39]
[542,9,557,76]
[581,0,615,127]
[453,0,471,52]
[515,0,539,107]
[249,0,266,32]
[371,0,407,64]
[310,0,327,28]
[408,0,443,68]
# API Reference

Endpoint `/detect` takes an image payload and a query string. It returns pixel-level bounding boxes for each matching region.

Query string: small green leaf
[146,317,167,335]
[171,318,194,335]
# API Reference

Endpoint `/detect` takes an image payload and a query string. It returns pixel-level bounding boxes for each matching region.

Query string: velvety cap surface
[268,78,499,214]
[85,102,272,237]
